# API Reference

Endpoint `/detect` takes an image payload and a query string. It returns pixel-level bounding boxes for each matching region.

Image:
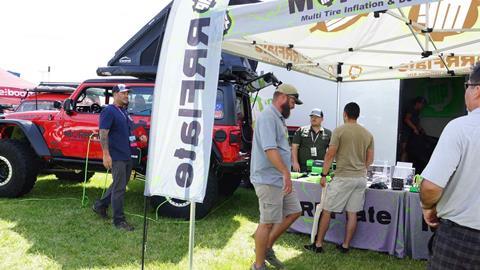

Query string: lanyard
[114,105,127,120]
[114,105,132,135]
[310,130,321,144]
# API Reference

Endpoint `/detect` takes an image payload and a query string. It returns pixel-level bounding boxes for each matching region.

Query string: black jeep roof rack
[29,86,76,93]
[39,82,80,89]
[97,1,259,81]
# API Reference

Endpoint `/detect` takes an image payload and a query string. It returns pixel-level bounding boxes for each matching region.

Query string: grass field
[0,174,427,270]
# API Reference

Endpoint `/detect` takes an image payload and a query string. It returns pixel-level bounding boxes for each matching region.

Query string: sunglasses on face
[464,82,480,90]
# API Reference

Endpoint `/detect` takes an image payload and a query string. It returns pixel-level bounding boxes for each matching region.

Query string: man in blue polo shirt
[92,84,144,231]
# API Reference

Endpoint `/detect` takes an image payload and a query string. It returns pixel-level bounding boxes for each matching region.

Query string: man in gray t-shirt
[420,62,480,269]
[250,84,303,270]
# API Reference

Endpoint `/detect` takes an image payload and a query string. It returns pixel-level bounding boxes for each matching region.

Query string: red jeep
[0,71,280,218]
[0,2,276,219]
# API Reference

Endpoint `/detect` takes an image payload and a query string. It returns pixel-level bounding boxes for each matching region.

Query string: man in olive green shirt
[305,102,374,254]
[292,108,332,172]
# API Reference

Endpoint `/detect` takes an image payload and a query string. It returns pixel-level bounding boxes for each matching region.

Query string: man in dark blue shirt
[92,84,144,231]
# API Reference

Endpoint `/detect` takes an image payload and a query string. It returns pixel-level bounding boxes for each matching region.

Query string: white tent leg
[336,81,341,128]
[425,1,430,52]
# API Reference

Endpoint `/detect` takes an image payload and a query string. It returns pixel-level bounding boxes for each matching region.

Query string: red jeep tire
[0,139,39,197]
[150,171,219,220]
[218,173,242,196]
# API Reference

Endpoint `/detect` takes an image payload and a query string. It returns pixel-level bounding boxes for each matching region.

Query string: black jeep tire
[55,171,95,182]
[0,139,39,197]
[218,173,242,196]
[150,171,219,220]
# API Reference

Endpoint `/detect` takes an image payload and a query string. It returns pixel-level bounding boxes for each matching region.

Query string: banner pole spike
[188,202,196,270]
[141,196,149,270]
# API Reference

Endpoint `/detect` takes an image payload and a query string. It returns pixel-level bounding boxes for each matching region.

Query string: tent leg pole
[189,202,196,270]
[141,196,148,270]
[336,82,341,128]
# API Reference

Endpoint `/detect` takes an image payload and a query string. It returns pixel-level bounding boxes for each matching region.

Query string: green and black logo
[223,11,232,35]
[192,0,217,13]
[318,0,335,7]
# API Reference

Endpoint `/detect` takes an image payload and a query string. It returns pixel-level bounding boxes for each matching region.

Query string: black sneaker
[336,244,349,253]
[114,221,134,231]
[92,203,108,219]
[304,243,323,253]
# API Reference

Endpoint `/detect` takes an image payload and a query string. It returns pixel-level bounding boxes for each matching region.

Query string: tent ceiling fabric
[223,0,480,81]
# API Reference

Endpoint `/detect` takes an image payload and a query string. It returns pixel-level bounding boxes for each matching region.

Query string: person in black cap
[400,96,427,161]
[292,108,332,172]
[92,84,146,231]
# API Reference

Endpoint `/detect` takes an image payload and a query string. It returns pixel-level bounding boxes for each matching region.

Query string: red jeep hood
[3,110,55,121]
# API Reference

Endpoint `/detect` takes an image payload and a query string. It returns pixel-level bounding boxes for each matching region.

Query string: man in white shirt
[420,62,480,269]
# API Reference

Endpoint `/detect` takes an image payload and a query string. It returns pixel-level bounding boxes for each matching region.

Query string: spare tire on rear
[150,171,219,220]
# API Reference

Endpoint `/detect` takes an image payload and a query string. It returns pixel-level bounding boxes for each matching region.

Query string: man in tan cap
[250,83,302,270]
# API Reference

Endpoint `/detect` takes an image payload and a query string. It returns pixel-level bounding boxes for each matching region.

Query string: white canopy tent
[145,1,479,267]
[223,0,480,82]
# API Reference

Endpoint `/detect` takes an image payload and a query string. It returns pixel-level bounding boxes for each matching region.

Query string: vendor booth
[219,0,480,260]
[142,0,480,265]
[224,0,480,167]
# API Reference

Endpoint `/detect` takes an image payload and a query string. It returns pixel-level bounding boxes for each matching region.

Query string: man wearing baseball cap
[276,83,303,105]
[93,84,137,231]
[250,83,303,270]
[292,108,332,172]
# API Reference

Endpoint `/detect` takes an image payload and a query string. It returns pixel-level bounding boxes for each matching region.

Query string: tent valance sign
[222,0,480,81]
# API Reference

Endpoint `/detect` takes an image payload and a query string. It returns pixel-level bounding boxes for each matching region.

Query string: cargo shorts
[323,176,367,213]
[253,183,302,224]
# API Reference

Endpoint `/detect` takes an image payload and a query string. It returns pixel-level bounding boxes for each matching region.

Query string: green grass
[0,174,427,270]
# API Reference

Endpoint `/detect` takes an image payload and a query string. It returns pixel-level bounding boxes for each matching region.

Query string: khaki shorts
[253,184,302,224]
[323,176,367,213]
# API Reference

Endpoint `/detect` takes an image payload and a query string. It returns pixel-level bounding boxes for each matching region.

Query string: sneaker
[114,221,134,231]
[251,263,267,270]
[304,243,323,253]
[336,244,349,254]
[265,248,285,269]
[92,203,108,219]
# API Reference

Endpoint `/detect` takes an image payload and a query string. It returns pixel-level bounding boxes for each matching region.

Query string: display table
[290,178,429,258]
[405,192,433,259]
